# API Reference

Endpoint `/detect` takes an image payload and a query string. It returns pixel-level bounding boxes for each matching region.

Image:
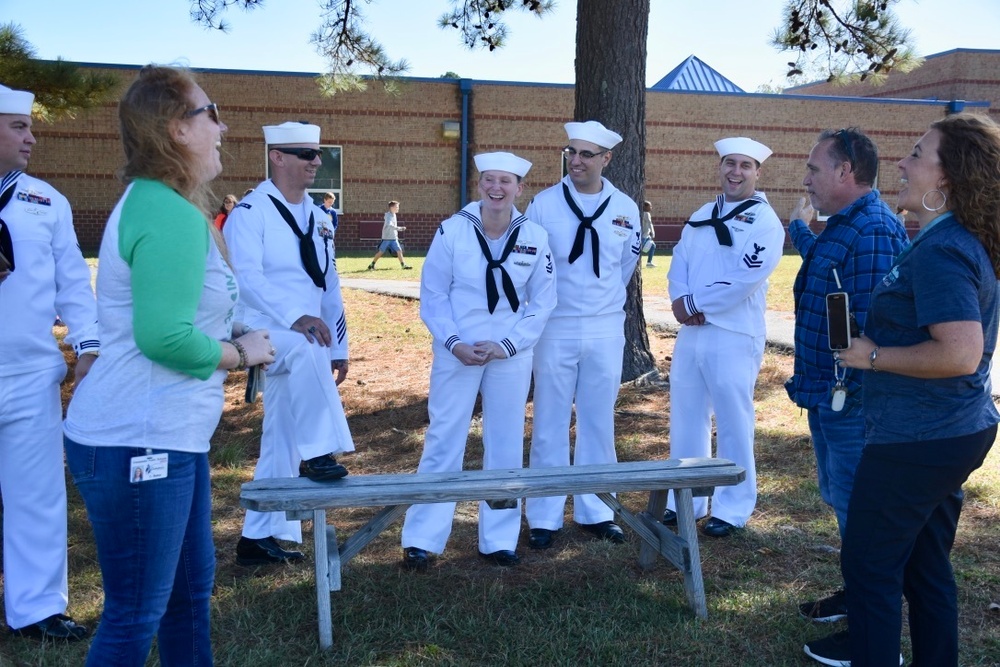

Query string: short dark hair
[818,127,879,187]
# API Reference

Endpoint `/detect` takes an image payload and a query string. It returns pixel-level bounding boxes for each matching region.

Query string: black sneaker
[799,589,848,622]
[803,630,851,666]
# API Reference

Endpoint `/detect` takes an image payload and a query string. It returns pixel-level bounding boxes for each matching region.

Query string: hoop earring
[921,189,947,213]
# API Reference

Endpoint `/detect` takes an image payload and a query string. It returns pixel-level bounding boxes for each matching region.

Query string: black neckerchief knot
[686,196,758,246]
[563,183,611,277]
[472,221,522,314]
[268,194,327,290]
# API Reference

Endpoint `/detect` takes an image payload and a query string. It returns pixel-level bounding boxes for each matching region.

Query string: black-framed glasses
[183,103,220,124]
[272,147,323,161]
[562,146,608,160]
[833,128,856,169]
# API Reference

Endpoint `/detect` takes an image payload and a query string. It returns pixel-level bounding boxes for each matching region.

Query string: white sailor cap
[0,84,34,115]
[474,152,532,178]
[565,120,622,150]
[263,121,321,146]
[714,137,772,164]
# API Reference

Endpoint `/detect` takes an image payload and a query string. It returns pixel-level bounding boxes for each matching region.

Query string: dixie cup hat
[565,120,622,150]
[0,84,34,115]
[474,151,532,177]
[714,137,772,164]
[263,121,321,145]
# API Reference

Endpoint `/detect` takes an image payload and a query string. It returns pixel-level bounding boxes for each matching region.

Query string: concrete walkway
[340,277,1000,392]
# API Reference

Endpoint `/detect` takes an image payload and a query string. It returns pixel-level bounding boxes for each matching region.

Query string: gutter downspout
[460,78,473,207]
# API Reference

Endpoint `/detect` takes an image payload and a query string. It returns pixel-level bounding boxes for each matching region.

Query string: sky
[6,0,1000,92]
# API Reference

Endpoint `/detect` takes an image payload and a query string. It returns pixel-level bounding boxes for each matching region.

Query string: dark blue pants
[66,439,216,667]
[842,424,995,667]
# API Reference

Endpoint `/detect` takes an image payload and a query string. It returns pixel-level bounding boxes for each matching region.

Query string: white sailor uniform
[667,192,784,526]
[224,180,354,543]
[525,175,641,529]
[401,202,556,554]
[0,171,99,629]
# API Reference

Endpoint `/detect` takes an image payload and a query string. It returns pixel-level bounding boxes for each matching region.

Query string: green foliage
[771,0,921,84]
[0,23,119,121]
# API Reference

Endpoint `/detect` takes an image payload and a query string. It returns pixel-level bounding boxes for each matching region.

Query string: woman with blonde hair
[64,65,274,666]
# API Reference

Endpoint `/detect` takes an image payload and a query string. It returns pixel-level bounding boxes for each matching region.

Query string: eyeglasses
[272,147,323,161]
[562,146,608,160]
[833,128,856,169]
[183,103,220,124]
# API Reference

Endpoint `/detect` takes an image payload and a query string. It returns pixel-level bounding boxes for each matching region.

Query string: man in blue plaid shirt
[785,129,909,663]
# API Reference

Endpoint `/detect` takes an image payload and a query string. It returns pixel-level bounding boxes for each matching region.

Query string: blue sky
[7,0,1000,91]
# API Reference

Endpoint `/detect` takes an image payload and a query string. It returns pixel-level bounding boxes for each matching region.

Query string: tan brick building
[25,52,996,252]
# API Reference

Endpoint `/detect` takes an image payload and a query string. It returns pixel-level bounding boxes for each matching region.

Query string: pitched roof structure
[650,55,745,93]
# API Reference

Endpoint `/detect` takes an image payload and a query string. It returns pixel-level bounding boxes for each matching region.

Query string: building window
[266,145,344,211]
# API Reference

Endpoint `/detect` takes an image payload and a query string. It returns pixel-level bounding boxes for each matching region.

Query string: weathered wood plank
[241,459,745,512]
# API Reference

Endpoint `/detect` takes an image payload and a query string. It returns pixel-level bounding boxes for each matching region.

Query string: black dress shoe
[702,517,737,538]
[528,528,556,550]
[402,547,430,571]
[580,521,626,544]
[236,536,305,566]
[662,509,677,526]
[479,549,520,567]
[300,454,348,482]
[9,614,89,642]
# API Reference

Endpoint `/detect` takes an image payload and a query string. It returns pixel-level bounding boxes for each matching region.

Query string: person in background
[665,137,785,537]
[368,200,411,270]
[400,152,556,570]
[320,191,339,233]
[0,83,97,643]
[806,113,1000,667]
[641,200,656,267]
[786,128,908,637]
[63,65,274,666]
[224,121,355,567]
[525,120,641,549]
[213,193,236,230]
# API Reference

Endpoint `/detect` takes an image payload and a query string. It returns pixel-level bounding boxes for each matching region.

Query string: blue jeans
[842,425,995,666]
[643,237,656,263]
[807,397,866,540]
[65,438,215,667]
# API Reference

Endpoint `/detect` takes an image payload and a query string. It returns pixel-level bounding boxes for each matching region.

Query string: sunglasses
[833,128,856,168]
[562,146,608,160]
[184,103,220,124]
[272,147,323,161]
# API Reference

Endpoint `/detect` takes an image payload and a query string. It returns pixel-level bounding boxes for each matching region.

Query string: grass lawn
[7,265,998,666]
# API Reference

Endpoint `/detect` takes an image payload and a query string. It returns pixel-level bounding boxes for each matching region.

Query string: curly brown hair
[931,113,1000,278]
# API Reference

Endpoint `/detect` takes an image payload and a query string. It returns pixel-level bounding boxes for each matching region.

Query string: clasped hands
[452,341,507,366]
[671,296,705,326]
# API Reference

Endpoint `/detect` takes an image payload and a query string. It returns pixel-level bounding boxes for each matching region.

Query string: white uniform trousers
[242,328,354,543]
[526,334,625,529]
[667,323,764,526]
[0,364,70,628]
[401,346,532,554]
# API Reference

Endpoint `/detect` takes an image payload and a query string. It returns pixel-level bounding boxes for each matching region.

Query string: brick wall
[26,61,988,252]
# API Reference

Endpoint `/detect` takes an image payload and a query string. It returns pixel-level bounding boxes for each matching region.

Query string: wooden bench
[240,457,745,650]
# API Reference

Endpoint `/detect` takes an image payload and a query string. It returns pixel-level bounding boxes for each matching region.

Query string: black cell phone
[826,292,852,350]
[245,365,265,403]
[0,248,10,272]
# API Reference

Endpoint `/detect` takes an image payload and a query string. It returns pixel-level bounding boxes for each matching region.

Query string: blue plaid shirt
[785,190,909,409]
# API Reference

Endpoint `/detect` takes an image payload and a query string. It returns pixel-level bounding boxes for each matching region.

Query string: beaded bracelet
[231,339,249,371]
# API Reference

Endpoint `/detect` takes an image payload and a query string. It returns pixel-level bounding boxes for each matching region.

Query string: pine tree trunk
[573,0,655,382]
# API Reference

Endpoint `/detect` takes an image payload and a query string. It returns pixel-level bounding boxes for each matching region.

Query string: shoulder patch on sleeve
[237,202,252,210]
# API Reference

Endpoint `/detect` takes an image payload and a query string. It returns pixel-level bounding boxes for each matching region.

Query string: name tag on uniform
[129,452,169,483]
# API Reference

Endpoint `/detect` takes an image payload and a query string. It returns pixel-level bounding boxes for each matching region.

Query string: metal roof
[650,55,745,93]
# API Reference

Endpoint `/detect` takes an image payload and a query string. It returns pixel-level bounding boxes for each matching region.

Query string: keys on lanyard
[831,351,847,412]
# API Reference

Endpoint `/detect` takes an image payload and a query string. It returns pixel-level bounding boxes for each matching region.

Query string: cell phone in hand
[245,365,265,403]
[826,292,852,350]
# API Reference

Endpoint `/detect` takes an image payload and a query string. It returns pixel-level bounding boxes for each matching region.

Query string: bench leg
[674,488,707,619]
[311,509,337,650]
[639,489,669,569]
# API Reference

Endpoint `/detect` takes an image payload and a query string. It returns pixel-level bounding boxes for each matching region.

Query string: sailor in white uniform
[665,137,785,537]
[400,152,556,570]
[525,121,641,549]
[223,122,355,566]
[0,84,96,641]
